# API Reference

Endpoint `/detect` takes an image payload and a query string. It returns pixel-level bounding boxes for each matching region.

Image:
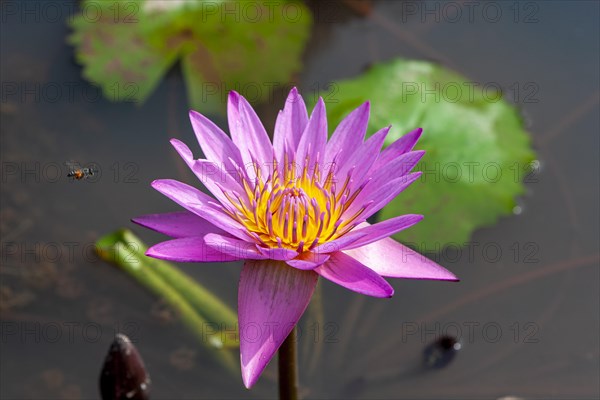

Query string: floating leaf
[313,59,536,247]
[69,0,312,112]
[68,0,180,104]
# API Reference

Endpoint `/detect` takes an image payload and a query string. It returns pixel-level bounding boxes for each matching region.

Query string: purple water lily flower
[133,88,457,388]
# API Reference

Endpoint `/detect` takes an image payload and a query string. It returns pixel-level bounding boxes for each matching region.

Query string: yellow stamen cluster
[223,156,368,252]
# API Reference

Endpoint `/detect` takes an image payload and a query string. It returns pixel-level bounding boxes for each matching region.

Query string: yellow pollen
[226,157,366,252]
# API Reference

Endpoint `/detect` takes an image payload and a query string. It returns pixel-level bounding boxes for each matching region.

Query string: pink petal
[335,125,390,188]
[170,140,243,204]
[311,230,369,255]
[170,138,195,168]
[286,252,330,270]
[194,159,244,197]
[364,172,422,219]
[314,252,394,298]
[203,233,267,260]
[146,237,240,262]
[131,211,227,238]
[151,179,249,240]
[372,128,423,171]
[344,237,459,281]
[256,246,298,261]
[273,87,308,165]
[238,260,318,388]
[295,97,327,171]
[324,102,370,168]
[227,92,273,179]
[188,110,244,171]
[344,172,422,221]
[338,214,424,250]
[350,152,424,221]
[367,150,425,186]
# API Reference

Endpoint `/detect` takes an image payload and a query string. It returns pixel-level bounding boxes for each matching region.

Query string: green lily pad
[314,59,536,248]
[69,0,312,113]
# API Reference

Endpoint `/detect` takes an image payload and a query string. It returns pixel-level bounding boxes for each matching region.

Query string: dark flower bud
[100,333,151,400]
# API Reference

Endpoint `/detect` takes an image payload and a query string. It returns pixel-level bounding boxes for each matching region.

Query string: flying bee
[65,161,98,180]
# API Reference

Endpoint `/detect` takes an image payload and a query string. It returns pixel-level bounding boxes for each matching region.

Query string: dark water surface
[1,1,599,399]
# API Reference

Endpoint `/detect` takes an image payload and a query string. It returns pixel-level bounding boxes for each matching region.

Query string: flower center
[223,157,368,252]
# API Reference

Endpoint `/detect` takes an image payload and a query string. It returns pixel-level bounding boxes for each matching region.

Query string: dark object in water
[423,335,461,369]
[100,333,151,400]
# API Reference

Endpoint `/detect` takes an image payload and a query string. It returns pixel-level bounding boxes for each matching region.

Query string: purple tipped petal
[189,110,244,171]
[146,237,240,262]
[344,172,422,221]
[295,98,327,170]
[324,102,370,167]
[336,125,390,187]
[367,150,425,185]
[364,172,422,219]
[311,231,369,255]
[151,179,249,240]
[193,159,244,199]
[170,138,196,170]
[238,260,318,388]
[227,92,273,178]
[204,233,267,260]
[346,152,424,218]
[339,215,424,250]
[286,252,330,270]
[227,90,241,134]
[170,140,243,204]
[314,252,394,298]
[273,87,308,163]
[132,211,227,239]
[372,128,423,171]
[344,237,459,281]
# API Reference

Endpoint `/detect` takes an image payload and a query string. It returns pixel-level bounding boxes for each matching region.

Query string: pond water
[1,1,599,399]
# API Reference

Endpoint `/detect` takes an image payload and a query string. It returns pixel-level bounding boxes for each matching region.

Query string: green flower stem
[95,230,239,375]
[278,327,298,400]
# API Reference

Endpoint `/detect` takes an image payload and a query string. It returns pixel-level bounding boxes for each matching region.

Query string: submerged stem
[278,327,298,400]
